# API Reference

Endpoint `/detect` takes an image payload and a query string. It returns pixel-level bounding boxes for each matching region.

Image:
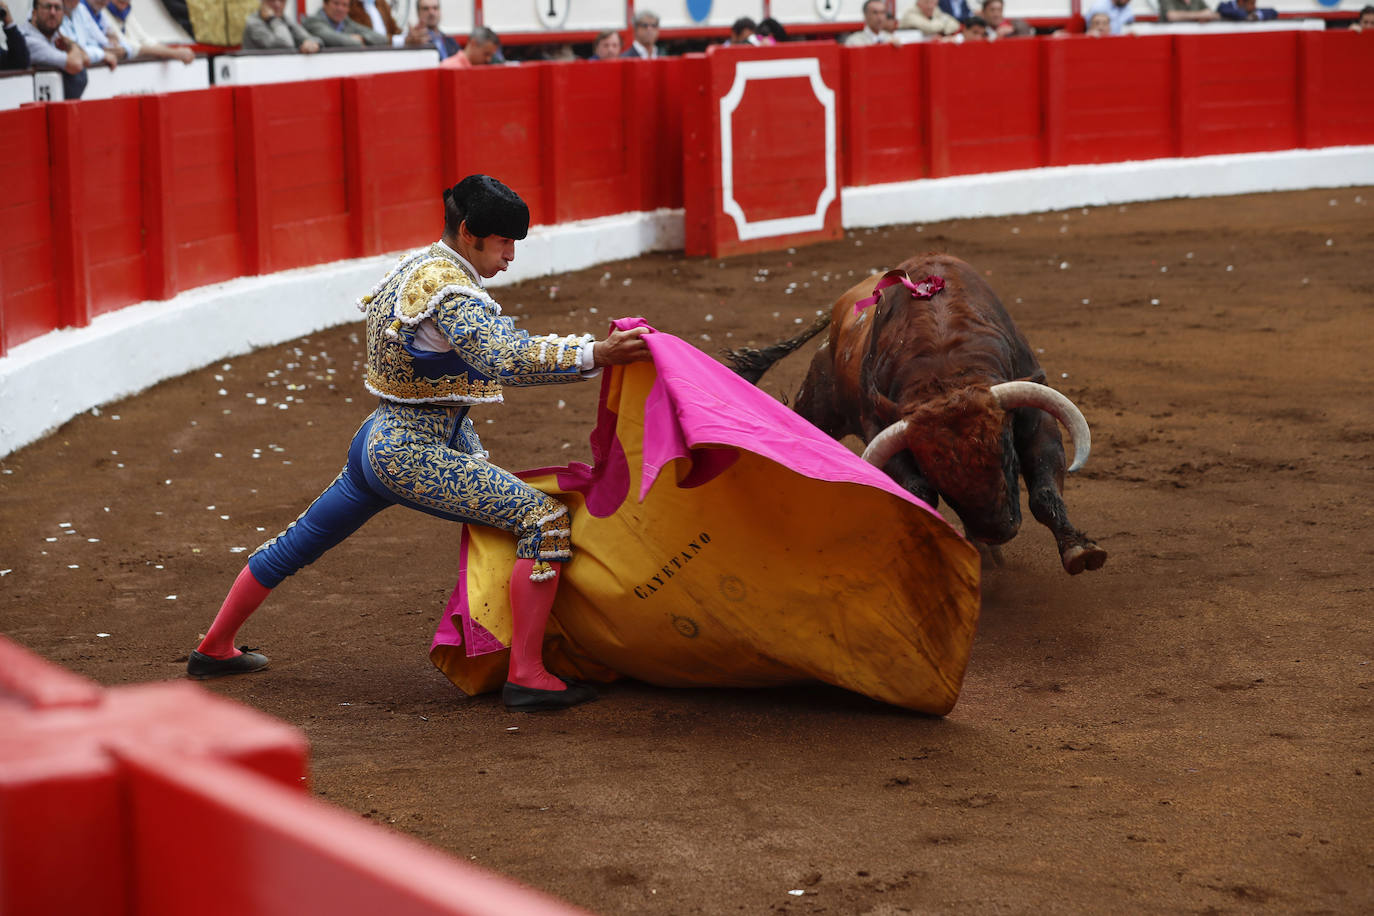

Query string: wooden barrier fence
[2,31,1373,355]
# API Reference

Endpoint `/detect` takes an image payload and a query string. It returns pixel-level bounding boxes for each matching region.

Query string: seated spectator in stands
[962,15,990,39]
[1159,0,1220,22]
[1216,0,1278,19]
[18,0,88,97]
[61,0,122,67]
[1351,5,1374,29]
[1085,0,1134,34]
[305,0,386,47]
[1085,10,1113,33]
[980,0,1033,38]
[100,0,194,63]
[757,17,787,43]
[2,0,31,70]
[845,0,897,46]
[439,25,498,68]
[350,0,399,43]
[402,0,456,59]
[621,9,660,58]
[941,0,973,22]
[542,42,575,61]
[729,17,757,45]
[590,28,620,60]
[241,0,320,52]
[900,0,962,37]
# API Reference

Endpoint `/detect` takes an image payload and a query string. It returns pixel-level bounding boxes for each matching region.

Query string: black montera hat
[444,175,530,241]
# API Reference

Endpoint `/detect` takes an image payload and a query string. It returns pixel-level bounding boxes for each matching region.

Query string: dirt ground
[2,188,1372,915]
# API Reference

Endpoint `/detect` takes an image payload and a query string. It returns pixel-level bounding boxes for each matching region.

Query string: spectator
[61,0,122,67]
[883,10,900,33]
[1158,0,1220,22]
[1085,10,1113,33]
[900,0,962,37]
[979,0,1033,38]
[941,0,973,22]
[18,0,88,98]
[2,0,31,70]
[756,17,787,43]
[962,15,989,39]
[1351,5,1374,28]
[241,0,320,52]
[621,9,660,58]
[349,0,400,43]
[590,28,620,59]
[844,0,897,46]
[541,42,575,61]
[439,26,498,68]
[305,0,386,47]
[1216,0,1278,19]
[402,0,457,59]
[1084,0,1134,34]
[101,0,194,63]
[729,17,757,44]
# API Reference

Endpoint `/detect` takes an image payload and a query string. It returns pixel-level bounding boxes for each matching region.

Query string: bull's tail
[722,311,832,384]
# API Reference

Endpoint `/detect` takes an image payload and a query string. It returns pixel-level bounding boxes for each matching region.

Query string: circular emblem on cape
[672,615,700,638]
[687,0,713,23]
[535,0,570,28]
[815,0,842,21]
[718,575,746,602]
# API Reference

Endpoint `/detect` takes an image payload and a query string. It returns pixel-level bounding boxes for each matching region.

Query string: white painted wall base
[3,148,1371,459]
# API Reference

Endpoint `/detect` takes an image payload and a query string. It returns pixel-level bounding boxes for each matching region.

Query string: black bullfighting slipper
[502,677,598,712]
[187,647,270,680]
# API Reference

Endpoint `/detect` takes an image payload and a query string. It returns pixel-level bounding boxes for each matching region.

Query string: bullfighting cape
[429,320,982,714]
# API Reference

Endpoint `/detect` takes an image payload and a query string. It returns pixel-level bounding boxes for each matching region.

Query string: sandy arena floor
[2,188,1371,914]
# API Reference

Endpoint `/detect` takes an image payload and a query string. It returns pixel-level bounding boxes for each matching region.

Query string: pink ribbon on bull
[853,270,946,314]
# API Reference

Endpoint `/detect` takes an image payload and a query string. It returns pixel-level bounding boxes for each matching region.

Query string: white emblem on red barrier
[719,58,837,242]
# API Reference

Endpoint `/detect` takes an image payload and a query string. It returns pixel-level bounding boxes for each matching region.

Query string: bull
[726,252,1106,575]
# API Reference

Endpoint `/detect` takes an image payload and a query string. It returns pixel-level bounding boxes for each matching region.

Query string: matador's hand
[592,326,653,367]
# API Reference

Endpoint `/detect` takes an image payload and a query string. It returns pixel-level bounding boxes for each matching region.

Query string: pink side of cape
[430,320,945,656]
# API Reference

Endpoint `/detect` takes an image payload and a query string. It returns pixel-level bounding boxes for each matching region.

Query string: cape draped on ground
[429,320,982,714]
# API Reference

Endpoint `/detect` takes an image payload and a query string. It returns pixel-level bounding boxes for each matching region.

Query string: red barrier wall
[1175,32,1301,157]
[1299,30,1374,149]
[345,70,443,257]
[1044,35,1177,167]
[142,87,245,300]
[2,33,1370,357]
[235,79,353,276]
[442,65,551,225]
[49,97,149,325]
[926,38,1044,178]
[0,106,59,356]
[842,44,927,187]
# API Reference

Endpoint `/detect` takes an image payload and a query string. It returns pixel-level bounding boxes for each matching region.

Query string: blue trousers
[248,402,571,588]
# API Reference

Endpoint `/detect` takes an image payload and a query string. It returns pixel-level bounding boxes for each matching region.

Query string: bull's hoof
[1061,543,1107,575]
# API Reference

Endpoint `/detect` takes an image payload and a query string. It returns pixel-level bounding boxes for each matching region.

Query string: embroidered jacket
[359,244,592,404]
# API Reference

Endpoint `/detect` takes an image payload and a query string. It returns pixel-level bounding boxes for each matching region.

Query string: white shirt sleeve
[579,342,600,378]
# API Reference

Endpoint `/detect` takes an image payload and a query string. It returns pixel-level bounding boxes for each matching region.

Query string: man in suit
[940,0,974,23]
[621,9,660,58]
[304,0,386,46]
[402,0,457,58]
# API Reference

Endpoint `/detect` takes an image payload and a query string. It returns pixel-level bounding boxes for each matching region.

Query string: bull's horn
[989,381,1092,472]
[861,419,911,469]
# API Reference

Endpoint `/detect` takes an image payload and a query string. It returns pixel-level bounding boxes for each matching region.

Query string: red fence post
[840,43,926,187]
[1299,30,1374,149]
[344,70,443,257]
[234,85,269,277]
[142,94,177,301]
[926,39,1044,179]
[46,102,94,330]
[1043,34,1177,167]
[1175,32,1301,158]
[0,105,61,356]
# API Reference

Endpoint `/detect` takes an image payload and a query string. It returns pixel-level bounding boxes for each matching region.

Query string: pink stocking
[506,558,565,691]
[196,565,272,659]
